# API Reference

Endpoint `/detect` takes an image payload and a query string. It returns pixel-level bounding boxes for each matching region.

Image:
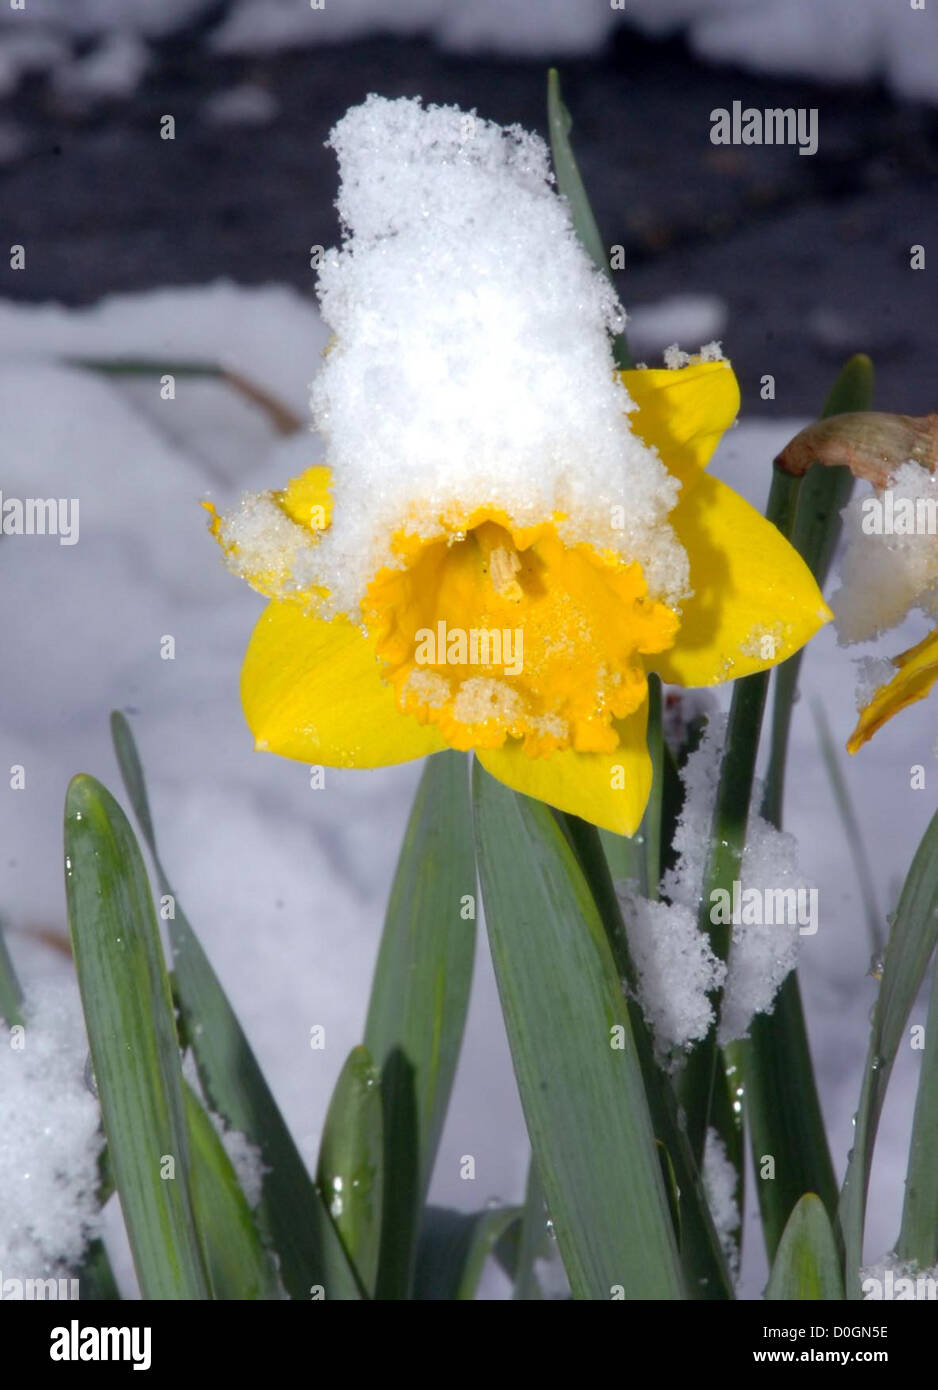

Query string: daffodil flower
[832,456,938,753]
[209,357,830,833]
[847,629,938,753]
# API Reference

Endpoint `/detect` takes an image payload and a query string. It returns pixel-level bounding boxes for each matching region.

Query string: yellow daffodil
[847,630,938,753]
[209,357,831,834]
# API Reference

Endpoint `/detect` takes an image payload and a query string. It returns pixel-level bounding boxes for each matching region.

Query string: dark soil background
[2,24,935,417]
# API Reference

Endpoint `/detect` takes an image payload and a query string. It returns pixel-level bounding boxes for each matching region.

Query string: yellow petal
[242,599,447,766]
[621,360,740,486]
[277,466,333,532]
[649,472,832,687]
[847,629,938,753]
[477,702,651,835]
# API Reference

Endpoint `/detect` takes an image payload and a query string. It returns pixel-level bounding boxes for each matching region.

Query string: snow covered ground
[1,0,936,104]
[1,282,933,1297]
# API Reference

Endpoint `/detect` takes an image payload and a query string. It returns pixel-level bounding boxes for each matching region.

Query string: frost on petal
[220,95,690,619]
[0,982,103,1278]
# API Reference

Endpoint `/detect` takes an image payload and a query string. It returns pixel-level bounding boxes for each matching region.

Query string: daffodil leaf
[184,1081,281,1300]
[812,699,882,956]
[546,68,631,369]
[317,1045,384,1297]
[765,1195,844,1300]
[840,810,938,1295]
[508,1159,549,1300]
[473,763,686,1300]
[564,814,734,1299]
[897,946,938,1267]
[64,774,211,1300]
[109,711,361,1301]
[744,355,873,1263]
[413,1205,522,1301]
[363,749,477,1299]
[0,918,23,1027]
[763,353,874,825]
[75,1238,121,1301]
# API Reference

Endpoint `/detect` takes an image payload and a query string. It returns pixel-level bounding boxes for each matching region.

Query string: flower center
[363,509,679,756]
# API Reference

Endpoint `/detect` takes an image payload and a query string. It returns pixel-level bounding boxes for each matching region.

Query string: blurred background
[1,0,936,1298]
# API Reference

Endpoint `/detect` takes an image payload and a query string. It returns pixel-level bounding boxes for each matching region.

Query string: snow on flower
[210,95,830,835]
[834,460,938,751]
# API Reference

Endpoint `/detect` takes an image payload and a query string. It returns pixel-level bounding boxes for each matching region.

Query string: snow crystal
[860,1254,938,1300]
[618,885,724,1064]
[628,295,728,360]
[617,712,806,1049]
[0,982,103,1279]
[663,341,725,371]
[216,1124,267,1210]
[834,463,938,646]
[854,655,897,710]
[703,1127,739,1284]
[718,815,805,1046]
[218,95,689,619]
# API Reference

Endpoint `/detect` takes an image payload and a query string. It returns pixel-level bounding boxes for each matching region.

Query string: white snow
[0,285,931,1300]
[703,1126,740,1284]
[219,95,688,619]
[200,83,280,128]
[51,31,148,107]
[0,976,103,1281]
[834,463,938,647]
[656,712,806,1046]
[861,1253,938,1299]
[628,296,728,363]
[618,708,807,1055]
[3,2,936,108]
[617,886,724,1064]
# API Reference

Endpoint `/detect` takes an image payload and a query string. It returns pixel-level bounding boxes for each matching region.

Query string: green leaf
[317,1046,384,1297]
[76,1239,121,1301]
[840,811,938,1295]
[765,1195,845,1300]
[679,670,771,1165]
[413,1205,522,1301]
[546,69,631,369]
[762,353,873,826]
[563,815,734,1299]
[510,1159,549,1300]
[736,358,871,1261]
[364,750,477,1299]
[110,711,361,1301]
[184,1082,281,1299]
[812,699,882,955]
[0,918,23,1026]
[897,949,938,1267]
[473,763,685,1300]
[64,774,211,1300]
[739,980,839,1262]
